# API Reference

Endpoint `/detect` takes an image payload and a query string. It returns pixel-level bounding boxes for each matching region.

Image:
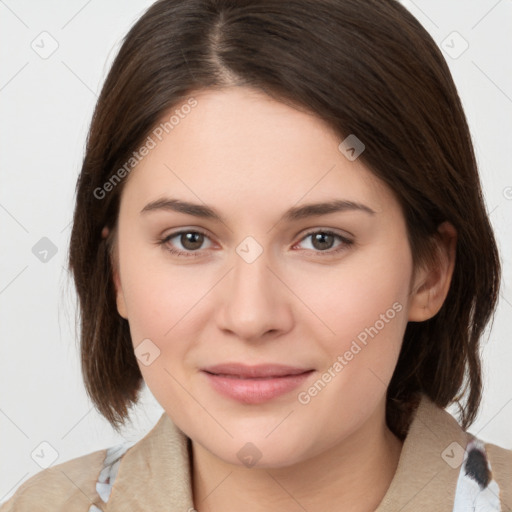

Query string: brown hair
[68,0,501,437]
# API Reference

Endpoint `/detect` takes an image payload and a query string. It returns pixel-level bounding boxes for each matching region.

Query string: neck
[191,404,404,512]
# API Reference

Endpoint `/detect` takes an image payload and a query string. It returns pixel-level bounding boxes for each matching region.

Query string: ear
[104,226,129,320]
[112,263,129,320]
[408,221,457,322]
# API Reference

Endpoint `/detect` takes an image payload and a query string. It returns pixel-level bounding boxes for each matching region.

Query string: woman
[2,0,510,510]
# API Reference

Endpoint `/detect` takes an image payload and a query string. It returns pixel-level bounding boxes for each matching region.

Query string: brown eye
[160,229,213,258]
[310,232,336,251]
[295,229,354,256]
[179,232,205,251]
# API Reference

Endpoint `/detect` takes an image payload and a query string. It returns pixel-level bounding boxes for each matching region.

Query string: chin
[199,423,316,469]
[216,440,308,470]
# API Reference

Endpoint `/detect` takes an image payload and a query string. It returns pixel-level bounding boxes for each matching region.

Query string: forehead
[120,86,394,218]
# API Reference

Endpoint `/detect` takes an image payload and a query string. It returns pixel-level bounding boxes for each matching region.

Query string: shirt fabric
[1,393,511,511]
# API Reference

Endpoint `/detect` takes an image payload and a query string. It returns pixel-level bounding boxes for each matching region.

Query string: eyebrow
[140,197,376,223]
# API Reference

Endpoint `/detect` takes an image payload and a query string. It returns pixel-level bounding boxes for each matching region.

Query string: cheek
[118,244,214,392]
[295,238,413,378]
[119,235,202,339]
[118,261,200,413]
[304,240,411,328]
[290,247,412,436]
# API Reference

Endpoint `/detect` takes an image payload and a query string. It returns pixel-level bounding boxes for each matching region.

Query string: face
[111,86,424,468]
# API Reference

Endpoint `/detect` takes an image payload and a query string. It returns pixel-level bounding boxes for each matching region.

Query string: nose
[215,245,293,342]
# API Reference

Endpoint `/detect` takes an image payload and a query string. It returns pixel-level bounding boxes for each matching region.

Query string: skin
[109,86,456,512]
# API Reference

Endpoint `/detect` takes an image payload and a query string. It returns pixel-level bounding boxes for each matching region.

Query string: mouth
[201,362,314,379]
[200,363,315,404]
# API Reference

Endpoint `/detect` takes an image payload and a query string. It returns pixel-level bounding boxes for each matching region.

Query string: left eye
[295,230,352,253]
[159,229,353,258]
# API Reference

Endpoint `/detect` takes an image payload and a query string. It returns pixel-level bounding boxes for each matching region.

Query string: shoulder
[0,440,134,512]
[453,434,512,511]
[0,447,106,512]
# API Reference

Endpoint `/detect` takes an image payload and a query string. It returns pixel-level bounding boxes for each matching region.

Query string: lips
[201,362,313,379]
[202,365,315,404]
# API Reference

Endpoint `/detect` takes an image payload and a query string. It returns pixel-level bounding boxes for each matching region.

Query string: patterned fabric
[88,434,505,511]
[88,441,135,512]
[453,437,503,511]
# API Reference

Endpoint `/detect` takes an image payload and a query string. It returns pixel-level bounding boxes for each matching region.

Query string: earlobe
[408,221,457,322]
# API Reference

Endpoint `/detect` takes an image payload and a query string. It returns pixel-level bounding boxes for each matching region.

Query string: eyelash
[157,228,354,259]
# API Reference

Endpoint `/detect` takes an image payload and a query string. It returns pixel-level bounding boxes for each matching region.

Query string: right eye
[159,229,214,258]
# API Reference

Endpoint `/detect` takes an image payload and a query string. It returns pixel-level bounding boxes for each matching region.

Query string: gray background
[1,0,511,502]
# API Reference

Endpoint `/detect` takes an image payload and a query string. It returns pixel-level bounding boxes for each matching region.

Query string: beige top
[1,393,511,511]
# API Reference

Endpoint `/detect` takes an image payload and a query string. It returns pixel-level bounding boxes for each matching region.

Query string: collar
[375,394,468,511]
[106,393,467,511]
